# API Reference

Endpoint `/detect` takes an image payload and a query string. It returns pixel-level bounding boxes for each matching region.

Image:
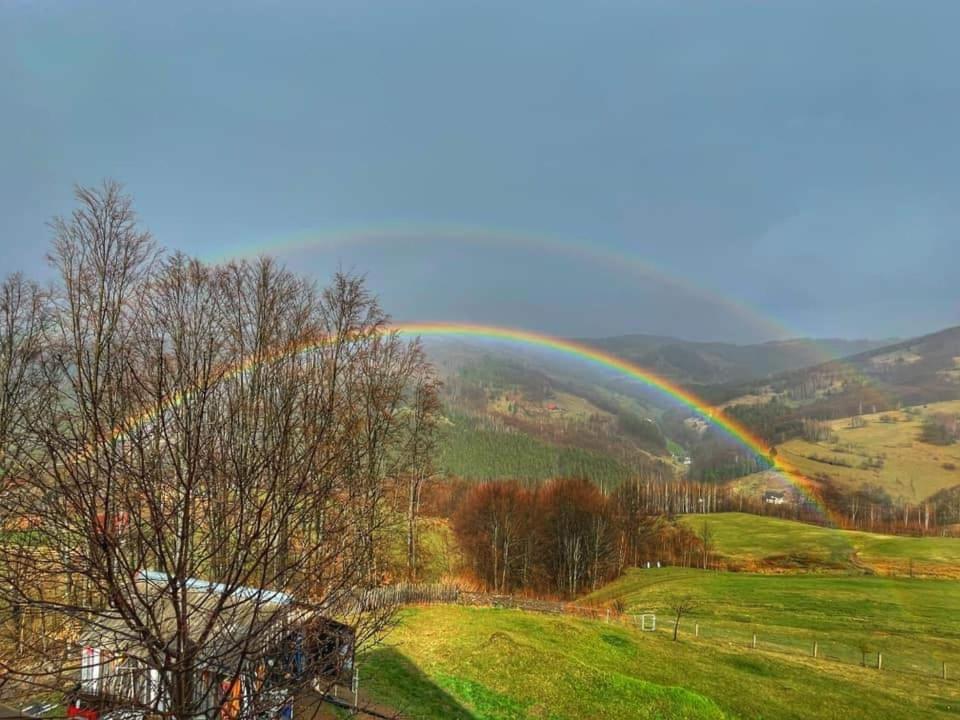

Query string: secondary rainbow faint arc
[216,223,791,343]
[216,224,896,408]
[110,321,829,521]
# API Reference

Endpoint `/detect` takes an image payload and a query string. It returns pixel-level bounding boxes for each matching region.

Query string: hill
[431,351,681,483]
[712,326,960,413]
[436,412,654,487]
[360,570,960,719]
[577,334,893,386]
[678,513,960,577]
[769,400,960,502]
[422,328,960,492]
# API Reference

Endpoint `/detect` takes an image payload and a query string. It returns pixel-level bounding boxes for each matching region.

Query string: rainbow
[215,223,792,344]
[111,320,831,522]
[391,322,809,470]
[392,322,826,510]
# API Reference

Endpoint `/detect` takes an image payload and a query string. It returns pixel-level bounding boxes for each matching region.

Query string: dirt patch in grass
[722,654,776,677]
[759,552,852,572]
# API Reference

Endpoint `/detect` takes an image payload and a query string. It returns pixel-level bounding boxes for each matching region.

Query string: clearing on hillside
[679,512,960,577]
[772,400,960,500]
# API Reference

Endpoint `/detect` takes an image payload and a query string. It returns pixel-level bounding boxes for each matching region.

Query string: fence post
[606,609,610,624]
[877,653,882,670]
[813,641,818,658]
[752,634,757,649]
[695,623,699,638]
[353,667,359,712]
[943,662,947,680]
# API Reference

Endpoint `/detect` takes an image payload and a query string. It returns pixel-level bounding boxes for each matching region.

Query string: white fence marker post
[353,667,359,712]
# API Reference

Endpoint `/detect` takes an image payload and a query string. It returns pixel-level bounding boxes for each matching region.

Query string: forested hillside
[437,412,665,487]
[430,353,678,486]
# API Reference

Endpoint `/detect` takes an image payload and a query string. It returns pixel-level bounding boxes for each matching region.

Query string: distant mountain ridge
[709,325,960,414]
[574,333,896,386]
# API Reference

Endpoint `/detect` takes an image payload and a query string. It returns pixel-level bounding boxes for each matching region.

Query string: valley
[4,9,958,720]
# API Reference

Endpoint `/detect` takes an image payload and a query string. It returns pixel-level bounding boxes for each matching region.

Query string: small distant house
[763,490,786,505]
[546,403,559,411]
[69,571,354,720]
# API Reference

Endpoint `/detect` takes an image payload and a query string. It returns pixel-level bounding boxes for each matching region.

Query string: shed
[69,572,354,720]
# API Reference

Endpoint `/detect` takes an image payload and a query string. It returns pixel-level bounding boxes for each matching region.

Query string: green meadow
[679,512,960,577]
[586,568,960,679]
[361,575,960,719]
[359,515,960,717]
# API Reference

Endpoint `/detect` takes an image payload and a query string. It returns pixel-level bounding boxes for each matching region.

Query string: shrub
[920,414,959,446]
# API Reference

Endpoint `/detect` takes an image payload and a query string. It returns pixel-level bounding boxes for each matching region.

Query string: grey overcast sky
[1,1,957,342]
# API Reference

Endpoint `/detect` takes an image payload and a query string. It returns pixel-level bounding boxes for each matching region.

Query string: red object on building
[67,704,98,720]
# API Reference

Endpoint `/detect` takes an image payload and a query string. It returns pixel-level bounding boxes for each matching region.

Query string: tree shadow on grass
[360,647,478,719]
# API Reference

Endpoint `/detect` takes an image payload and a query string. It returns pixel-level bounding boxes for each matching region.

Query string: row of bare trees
[0,183,440,718]
[452,477,708,597]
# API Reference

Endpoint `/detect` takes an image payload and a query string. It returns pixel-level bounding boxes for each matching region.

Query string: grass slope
[679,513,960,577]
[777,401,960,500]
[363,605,729,720]
[362,589,960,720]
[587,568,960,686]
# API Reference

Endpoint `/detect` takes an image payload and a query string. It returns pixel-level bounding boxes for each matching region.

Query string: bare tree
[669,595,698,641]
[698,520,714,570]
[0,273,50,664]
[402,368,441,581]
[0,182,437,719]
[0,272,48,481]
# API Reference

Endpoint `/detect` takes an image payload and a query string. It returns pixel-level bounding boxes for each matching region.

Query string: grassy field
[777,400,960,500]
[679,512,960,577]
[586,568,960,683]
[361,572,960,719]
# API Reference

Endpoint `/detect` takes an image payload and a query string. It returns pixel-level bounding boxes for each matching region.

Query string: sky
[1,0,957,343]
